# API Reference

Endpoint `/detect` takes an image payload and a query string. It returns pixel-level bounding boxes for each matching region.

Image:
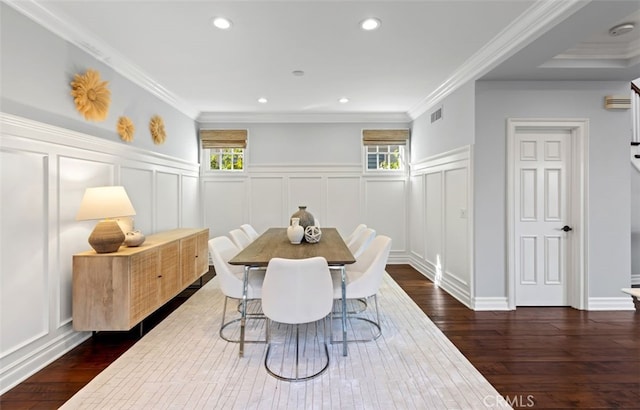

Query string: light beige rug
[62,274,508,409]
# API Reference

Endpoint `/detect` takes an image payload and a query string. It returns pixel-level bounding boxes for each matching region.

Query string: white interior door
[514,130,572,306]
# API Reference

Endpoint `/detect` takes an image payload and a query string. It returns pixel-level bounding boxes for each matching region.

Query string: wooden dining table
[228,227,356,357]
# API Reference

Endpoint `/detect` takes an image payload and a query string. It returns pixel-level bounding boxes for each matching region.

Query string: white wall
[199,122,410,260]
[0,4,198,163]
[475,80,632,302]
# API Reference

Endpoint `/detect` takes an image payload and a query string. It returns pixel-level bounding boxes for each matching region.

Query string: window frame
[201,147,247,174]
[362,144,407,174]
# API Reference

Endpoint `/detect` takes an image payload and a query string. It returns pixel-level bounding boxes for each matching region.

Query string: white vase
[287,218,304,244]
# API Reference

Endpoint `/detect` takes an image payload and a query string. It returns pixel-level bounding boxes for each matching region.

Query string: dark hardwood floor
[2,265,638,409]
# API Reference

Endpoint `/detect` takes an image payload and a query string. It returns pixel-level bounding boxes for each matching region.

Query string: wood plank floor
[2,264,638,409]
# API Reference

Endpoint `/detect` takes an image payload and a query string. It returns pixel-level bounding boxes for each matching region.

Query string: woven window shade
[200,129,247,149]
[362,129,409,146]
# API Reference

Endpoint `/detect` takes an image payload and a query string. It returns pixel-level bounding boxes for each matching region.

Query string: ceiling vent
[604,95,631,110]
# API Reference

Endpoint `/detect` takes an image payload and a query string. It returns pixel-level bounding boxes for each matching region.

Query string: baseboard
[407,257,474,310]
[0,329,91,395]
[472,297,510,311]
[587,297,635,311]
[631,273,640,286]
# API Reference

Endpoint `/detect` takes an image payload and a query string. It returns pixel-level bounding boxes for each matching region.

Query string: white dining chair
[229,228,251,250]
[208,236,265,343]
[348,228,376,258]
[262,256,333,382]
[344,223,367,244]
[332,235,392,343]
[240,223,259,242]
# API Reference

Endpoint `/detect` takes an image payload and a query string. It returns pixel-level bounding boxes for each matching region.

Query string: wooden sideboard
[72,228,209,331]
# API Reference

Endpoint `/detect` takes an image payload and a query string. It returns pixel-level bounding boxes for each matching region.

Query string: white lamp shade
[76,186,136,221]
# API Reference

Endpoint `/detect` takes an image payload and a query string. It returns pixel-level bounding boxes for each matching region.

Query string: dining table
[228,227,356,357]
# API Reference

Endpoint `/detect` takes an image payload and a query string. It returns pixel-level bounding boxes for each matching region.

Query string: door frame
[506,118,589,310]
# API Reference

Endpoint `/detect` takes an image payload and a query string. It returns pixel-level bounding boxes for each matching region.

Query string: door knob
[561,225,573,232]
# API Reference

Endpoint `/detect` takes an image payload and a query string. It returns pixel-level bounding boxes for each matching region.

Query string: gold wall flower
[149,115,166,144]
[117,116,135,142]
[70,69,111,121]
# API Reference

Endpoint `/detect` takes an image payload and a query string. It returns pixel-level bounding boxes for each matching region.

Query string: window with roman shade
[200,129,247,171]
[362,129,409,171]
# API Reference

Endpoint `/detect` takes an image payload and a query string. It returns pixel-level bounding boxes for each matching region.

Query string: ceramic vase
[287,218,304,244]
[124,230,146,247]
[290,206,314,230]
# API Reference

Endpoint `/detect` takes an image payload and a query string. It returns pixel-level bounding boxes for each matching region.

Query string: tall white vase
[287,218,304,244]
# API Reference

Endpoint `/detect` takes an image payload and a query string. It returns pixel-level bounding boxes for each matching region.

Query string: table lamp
[76,186,136,253]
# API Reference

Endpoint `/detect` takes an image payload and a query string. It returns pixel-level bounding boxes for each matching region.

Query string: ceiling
[6,0,640,122]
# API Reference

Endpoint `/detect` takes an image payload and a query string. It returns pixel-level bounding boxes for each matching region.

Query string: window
[366,145,405,170]
[208,148,244,171]
[200,129,247,172]
[362,129,409,172]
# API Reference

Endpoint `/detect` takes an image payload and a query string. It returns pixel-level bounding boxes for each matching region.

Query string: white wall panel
[250,177,284,233]
[121,167,154,234]
[1,148,49,355]
[181,175,200,229]
[409,175,424,259]
[156,172,180,232]
[444,167,469,286]
[288,177,323,223]
[425,172,443,270]
[203,180,246,238]
[326,177,361,236]
[365,179,406,251]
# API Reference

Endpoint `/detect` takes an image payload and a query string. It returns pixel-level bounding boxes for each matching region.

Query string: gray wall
[1,4,198,162]
[475,80,632,298]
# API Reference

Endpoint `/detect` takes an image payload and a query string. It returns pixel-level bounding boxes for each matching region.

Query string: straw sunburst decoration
[117,116,135,142]
[149,115,166,144]
[70,69,111,121]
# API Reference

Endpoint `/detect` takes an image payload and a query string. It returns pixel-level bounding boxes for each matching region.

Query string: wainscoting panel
[288,177,323,224]
[156,172,180,232]
[181,174,200,229]
[0,148,49,358]
[0,113,200,394]
[409,175,425,260]
[250,177,285,233]
[364,178,407,252]
[409,146,473,307]
[121,167,154,234]
[202,179,247,238]
[326,176,361,236]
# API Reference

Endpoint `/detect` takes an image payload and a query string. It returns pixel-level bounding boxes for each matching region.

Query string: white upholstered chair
[229,228,251,250]
[208,236,265,343]
[344,223,367,245]
[347,227,376,258]
[240,223,260,242]
[262,257,334,382]
[333,235,392,342]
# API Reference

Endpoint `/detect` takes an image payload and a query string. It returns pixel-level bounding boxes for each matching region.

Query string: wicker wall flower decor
[70,69,111,121]
[149,115,166,144]
[117,116,135,142]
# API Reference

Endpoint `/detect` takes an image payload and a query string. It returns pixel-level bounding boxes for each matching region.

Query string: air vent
[604,95,631,110]
[430,106,443,123]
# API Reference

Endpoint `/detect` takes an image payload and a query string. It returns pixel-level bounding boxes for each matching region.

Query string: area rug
[62,273,507,409]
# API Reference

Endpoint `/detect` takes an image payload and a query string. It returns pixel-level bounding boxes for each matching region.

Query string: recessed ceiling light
[338,97,349,104]
[360,17,381,31]
[292,70,305,77]
[609,22,634,37]
[258,97,268,104]
[212,17,232,30]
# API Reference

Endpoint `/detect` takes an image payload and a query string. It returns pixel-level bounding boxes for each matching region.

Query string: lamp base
[88,220,125,253]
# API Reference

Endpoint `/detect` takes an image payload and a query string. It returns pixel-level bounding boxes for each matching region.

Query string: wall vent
[430,106,443,123]
[604,95,631,110]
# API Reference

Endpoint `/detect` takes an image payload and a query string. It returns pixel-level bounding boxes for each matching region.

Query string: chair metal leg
[331,295,382,344]
[264,319,330,382]
[219,296,267,343]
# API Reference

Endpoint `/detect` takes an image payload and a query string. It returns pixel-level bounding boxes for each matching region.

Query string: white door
[514,130,572,306]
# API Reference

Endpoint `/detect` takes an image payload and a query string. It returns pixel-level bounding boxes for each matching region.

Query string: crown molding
[407,0,589,120]
[4,0,199,119]
[197,111,411,124]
